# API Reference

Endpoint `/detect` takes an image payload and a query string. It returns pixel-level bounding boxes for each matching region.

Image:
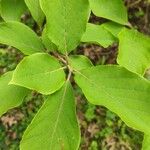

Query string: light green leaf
[75,65,150,134]
[142,135,150,150]
[0,21,45,55]
[0,71,29,117]
[42,27,57,52]
[0,0,26,21]
[68,55,93,71]
[89,0,128,25]
[20,81,80,150]
[25,0,45,26]
[118,28,150,75]
[81,23,116,48]
[10,53,66,95]
[40,0,90,54]
[102,22,125,37]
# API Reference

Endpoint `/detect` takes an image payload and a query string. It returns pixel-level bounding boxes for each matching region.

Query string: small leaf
[20,81,80,150]
[142,135,150,150]
[0,21,45,55]
[68,55,93,71]
[89,0,128,25]
[10,53,66,95]
[25,0,45,26]
[75,65,150,134]
[81,23,116,48]
[0,71,29,117]
[118,28,150,75]
[42,27,57,52]
[102,22,125,37]
[40,0,90,53]
[0,0,26,21]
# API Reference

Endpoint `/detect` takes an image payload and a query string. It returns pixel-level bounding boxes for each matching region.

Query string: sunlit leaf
[25,0,45,26]
[0,71,29,117]
[81,23,116,48]
[40,0,90,53]
[0,0,26,21]
[10,53,66,95]
[75,65,150,135]
[20,81,80,150]
[118,28,150,75]
[69,55,93,70]
[0,21,45,55]
[89,0,128,25]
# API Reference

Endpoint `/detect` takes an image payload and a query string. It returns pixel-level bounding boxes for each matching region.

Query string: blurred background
[0,0,150,149]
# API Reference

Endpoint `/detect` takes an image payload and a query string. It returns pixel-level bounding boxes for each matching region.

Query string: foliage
[0,0,150,149]
[0,0,26,21]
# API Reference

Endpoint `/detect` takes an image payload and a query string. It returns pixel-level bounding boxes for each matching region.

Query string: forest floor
[0,0,150,150]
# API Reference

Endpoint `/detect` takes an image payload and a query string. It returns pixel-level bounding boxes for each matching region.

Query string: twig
[129,0,142,8]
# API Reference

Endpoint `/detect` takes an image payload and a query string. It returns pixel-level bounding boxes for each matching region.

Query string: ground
[0,0,150,150]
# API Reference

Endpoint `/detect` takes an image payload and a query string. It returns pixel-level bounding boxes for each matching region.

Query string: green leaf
[24,0,45,26]
[68,55,93,71]
[42,27,57,52]
[20,81,80,150]
[81,23,116,48]
[89,0,128,25]
[75,65,150,134]
[118,28,150,75]
[0,21,45,55]
[10,53,66,95]
[40,0,90,54]
[142,135,150,150]
[0,0,26,21]
[102,22,125,37]
[0,71,29,117]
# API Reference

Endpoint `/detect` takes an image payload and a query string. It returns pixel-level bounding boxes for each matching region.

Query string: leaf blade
[81,23,117,48]
[0,21,45,55]
[118,28,150,75]
[142,135,150,150]
[0,71,29,117]
[25,0,45,26]
[42,26,57,52]
[0,0,26,21]
[101,22,125,38]
[89,0,128,25]
[20,81,80,150]
[40,0,90,53]
[68,55,93,71]
[75,65,150,134]
[10,53,66,95]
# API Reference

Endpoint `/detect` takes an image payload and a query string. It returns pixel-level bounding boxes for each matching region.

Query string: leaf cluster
[0,0,150,149]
